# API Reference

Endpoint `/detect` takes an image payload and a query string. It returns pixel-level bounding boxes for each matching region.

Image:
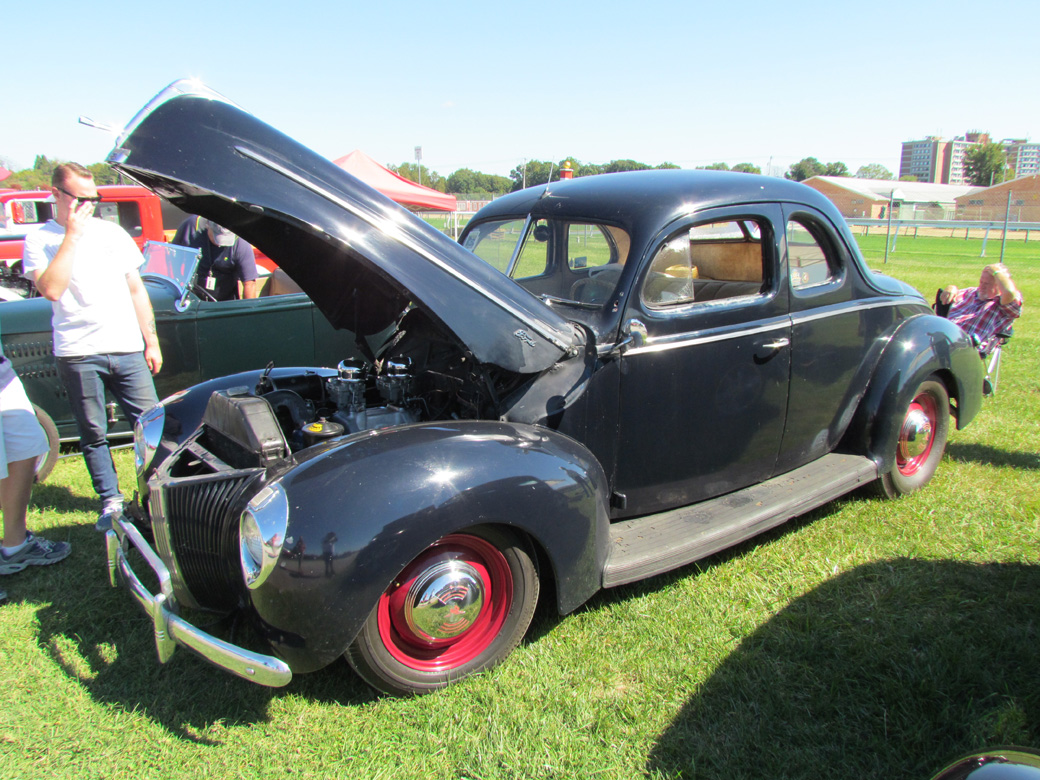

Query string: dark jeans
[56,352,158,503]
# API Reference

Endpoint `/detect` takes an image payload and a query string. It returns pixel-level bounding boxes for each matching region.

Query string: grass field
[1,233,1037,779]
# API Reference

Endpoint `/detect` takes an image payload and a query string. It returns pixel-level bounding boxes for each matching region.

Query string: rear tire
[32,405,59,483]
[877,378,949,498]
[346,525,539,696]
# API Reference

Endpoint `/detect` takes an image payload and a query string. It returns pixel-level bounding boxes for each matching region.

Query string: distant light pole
[883,188,904,264]
[1000,189,1012,262]
[414,146,423,187]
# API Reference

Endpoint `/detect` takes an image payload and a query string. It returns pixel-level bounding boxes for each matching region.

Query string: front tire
[346,525,539,696]
[878,378,949,498]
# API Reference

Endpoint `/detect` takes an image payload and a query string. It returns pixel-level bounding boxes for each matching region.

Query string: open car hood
[107,80,581,373]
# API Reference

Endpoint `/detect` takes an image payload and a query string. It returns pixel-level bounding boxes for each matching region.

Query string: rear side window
[787,218,834,289]
[1,198,54,239]
[644,219,765,306]
[567,223,625,271]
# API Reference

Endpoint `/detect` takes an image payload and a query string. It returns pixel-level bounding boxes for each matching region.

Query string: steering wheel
[192,283,218,302]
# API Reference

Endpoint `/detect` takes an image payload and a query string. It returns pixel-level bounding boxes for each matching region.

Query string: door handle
[762,338,790,350]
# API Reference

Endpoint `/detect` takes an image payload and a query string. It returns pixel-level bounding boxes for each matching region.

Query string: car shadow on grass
[645,558,1040,779]
[947,442,1040,470]
[23,523,380,743]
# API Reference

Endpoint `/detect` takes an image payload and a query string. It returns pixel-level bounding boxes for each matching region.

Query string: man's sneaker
[96,498,124,532]
[0,532,71,575]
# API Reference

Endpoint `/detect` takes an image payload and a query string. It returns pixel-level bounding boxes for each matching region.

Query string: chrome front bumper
[105,515,292,687]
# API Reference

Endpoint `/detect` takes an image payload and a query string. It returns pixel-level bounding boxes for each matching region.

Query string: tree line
[388,157,684,196]
[6,146,1009,196]
[0,156,121,190]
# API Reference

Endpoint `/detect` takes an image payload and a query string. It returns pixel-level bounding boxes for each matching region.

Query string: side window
[2,199,54,239]
[644,219,765,307]
[567,223,616,271]
[96,202,144,239]
[786,219,834,289]
[566,223,631,305]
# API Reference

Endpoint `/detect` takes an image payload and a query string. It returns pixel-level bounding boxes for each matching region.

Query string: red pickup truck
[1,185,186,265]
[1,184,274,294]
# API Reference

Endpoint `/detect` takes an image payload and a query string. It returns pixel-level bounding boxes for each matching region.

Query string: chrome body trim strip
[624,316,791,356]
[613,296,920,357]
[789,295,922,326]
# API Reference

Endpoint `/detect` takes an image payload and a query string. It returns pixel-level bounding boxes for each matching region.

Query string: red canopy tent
[332,150,456,212]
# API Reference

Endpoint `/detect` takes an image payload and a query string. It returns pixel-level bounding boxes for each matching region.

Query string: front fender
[843,313,984,472]
[250,420,610,673]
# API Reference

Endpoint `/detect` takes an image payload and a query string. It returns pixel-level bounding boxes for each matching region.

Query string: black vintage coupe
[106,81,984,696]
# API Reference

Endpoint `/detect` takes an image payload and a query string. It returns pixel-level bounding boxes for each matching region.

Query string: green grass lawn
[1,235,1038,779]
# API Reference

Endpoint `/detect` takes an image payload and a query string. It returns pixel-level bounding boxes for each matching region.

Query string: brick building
[953,175,1040,222]
[801,176,978,220]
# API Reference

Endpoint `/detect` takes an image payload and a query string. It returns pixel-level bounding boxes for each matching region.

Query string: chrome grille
[149,468,263,611]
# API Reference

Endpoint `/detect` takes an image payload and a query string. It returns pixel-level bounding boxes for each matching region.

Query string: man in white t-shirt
[22,163,162,531]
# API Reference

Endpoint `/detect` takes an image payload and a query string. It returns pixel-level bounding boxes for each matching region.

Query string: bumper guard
[105,515,292,687]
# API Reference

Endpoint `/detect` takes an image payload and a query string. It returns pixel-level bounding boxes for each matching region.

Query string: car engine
[271,358,423,451]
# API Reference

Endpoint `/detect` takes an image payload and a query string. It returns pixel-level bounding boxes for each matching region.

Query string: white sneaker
[96,498,124,532]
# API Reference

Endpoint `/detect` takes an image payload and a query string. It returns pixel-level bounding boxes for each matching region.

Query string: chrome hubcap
[899,407,933,461]
[404,560,485,643]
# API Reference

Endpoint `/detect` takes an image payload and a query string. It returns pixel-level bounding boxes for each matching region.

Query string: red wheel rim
[376,534,513,672]
[896,392,937,476]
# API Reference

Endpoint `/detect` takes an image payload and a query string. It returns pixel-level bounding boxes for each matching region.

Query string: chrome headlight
[134,403,165,476]
[240,483,289,589]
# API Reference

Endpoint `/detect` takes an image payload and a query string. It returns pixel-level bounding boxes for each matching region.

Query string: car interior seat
[570,264,624,305]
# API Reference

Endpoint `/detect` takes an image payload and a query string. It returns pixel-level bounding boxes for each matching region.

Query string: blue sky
[3,0,1036,180]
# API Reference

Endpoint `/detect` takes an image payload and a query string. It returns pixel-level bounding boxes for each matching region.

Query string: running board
[602,453,878,587]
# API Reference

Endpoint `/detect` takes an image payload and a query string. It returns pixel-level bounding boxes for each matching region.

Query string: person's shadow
[646,558,1040,778]
[22,519,378,743]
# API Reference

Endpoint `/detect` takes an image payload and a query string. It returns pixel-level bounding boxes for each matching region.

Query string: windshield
[463,217,630,309]
[462,218,528,273]
[140,240,201,294]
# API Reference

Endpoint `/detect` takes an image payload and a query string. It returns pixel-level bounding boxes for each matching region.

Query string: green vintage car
[0,241,359,480]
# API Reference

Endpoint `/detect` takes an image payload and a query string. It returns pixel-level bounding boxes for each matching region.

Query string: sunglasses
[55,186,103,205]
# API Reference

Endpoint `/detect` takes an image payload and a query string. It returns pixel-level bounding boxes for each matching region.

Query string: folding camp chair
[934,289,1012,396]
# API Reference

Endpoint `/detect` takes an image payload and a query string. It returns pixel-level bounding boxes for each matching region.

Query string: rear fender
[251,420,610,672]
[842,314,983,472]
